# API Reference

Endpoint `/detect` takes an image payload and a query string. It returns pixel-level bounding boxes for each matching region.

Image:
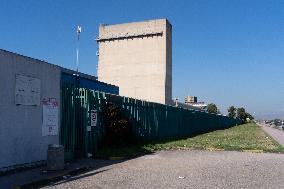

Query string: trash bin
[47,144,64,171]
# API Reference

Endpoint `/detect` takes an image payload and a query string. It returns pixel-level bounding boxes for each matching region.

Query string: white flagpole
[76,26,81,75]
[76,47,79,74]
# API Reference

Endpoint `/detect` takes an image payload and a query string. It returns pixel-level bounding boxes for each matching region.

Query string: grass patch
[95,123,284,158]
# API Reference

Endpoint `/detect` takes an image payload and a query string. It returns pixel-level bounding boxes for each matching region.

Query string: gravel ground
[259,123,284,147]
[42,150,284,189]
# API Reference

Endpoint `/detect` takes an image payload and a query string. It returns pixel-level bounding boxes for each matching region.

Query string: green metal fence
[60,84,106,160]
[105,94,241,142]
[60,84,241,159]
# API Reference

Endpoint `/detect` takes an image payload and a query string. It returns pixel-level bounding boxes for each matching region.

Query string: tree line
[206,103,254,123]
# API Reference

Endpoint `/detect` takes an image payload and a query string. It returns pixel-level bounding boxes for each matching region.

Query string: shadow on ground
[2,127,236,189]
[19,158,132,189]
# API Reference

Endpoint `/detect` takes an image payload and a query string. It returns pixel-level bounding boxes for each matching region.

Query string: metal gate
[60,83,105,160]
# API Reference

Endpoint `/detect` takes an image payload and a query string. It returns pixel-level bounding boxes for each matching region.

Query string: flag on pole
[77,26,82,33]
[77,26,82,40]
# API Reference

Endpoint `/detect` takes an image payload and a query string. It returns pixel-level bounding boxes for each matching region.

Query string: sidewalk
[0,158,121,189]
[258,123,284,147]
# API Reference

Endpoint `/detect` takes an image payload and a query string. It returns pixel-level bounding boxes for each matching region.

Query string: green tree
[207,103,218,114]
[227,106,236,118]
[236,107,254,123]
[237,107,247,123]
[245,112,254,121]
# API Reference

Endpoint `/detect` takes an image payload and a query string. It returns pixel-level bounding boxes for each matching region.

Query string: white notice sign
[15,74,40,106]
[42,101,59,136]
[91,109,97,127]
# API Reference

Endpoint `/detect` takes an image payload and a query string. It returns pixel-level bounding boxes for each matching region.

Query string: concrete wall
[97,19,172,104]
[0,50,61,169]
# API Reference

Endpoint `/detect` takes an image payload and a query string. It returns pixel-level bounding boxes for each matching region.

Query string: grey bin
[47,144,65,171]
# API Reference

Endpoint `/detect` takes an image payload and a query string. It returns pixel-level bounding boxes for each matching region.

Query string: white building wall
[97,19,172,104]
[0,50,61,169]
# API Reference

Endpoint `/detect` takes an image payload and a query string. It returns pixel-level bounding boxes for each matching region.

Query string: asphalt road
[43,150,284,189]
[259,123,284,147]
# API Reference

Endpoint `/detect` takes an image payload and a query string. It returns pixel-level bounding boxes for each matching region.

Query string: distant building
[185,95,207,109]
[190,102,207,109]
[185,96,197,104]
[97,19,172,105]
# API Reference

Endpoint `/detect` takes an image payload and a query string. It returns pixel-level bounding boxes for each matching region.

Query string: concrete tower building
[97,19,172,104]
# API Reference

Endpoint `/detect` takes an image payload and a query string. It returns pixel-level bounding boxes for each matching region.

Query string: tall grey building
[97,19,172,104]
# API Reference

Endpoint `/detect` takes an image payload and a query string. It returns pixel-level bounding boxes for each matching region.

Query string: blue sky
[1,0,284,119]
